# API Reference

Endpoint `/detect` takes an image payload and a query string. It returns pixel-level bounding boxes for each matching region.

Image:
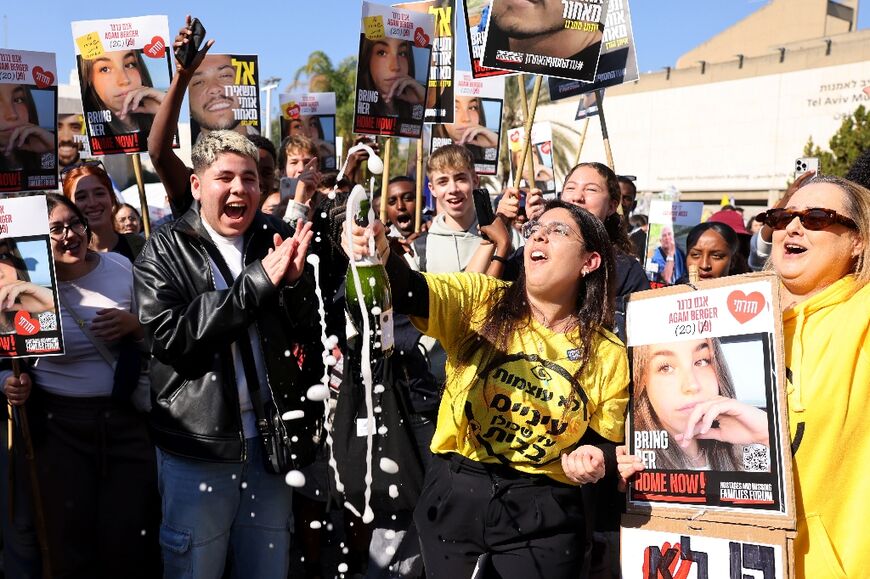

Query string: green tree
[803,105,870,177]
[292,51,358,148]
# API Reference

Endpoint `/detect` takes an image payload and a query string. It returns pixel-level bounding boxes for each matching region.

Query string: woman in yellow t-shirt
[346,199,629,578]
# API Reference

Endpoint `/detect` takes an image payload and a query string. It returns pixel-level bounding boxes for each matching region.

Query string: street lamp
[260,76,281,140]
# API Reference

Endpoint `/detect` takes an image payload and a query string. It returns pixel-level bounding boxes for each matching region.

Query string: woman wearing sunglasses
[344,200,628,578]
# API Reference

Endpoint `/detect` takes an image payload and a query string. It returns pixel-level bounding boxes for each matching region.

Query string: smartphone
[472,188,495,228]
[279,176,295,200]
[795,157,819,177]
[174,18,206,68]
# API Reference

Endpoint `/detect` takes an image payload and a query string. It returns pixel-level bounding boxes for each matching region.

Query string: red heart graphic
[287,104,301,119]
[144,36,166,59]
[540,142,551,155]
[509,131,520,142]
[413,27,430,48]
[14,311,40,336]
[727,290,766,324]
[31,66,54,89]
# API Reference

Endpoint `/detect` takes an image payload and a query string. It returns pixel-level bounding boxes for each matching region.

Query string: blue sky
[3,1,866,97]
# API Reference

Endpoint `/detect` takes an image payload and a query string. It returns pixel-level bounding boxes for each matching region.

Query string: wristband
[492,255,508,264]
[666,255,674,262]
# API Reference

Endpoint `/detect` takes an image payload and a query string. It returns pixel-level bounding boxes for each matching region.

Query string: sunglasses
[755,208,858,231]
[60,159,106,180]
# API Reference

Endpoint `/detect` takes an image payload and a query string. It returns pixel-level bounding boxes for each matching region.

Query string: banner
[353,1,434,138]
[481,0,608,82]
[189,54,261,145]
[280,92,338,171]
[71,15,174,155]
[462,0,511,79]
[508,122,555,194]
[625,275,793,519]
[430,71,503,175]
[644,200,703,286]
[0,50,57,192]
[547,0,638,101]
[394,0,455,124]
[0,196,64,359]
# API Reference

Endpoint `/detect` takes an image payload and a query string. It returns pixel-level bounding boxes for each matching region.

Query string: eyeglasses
[48,219,88,240]
[520,220,583,241]
[755,208,858,231]
[60,159,105,181]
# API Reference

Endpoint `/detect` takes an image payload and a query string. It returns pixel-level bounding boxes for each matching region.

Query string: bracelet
[491,255,508,264]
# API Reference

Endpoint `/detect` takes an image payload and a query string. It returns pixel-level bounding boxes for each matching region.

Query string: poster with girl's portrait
[0,50,57,192]
[71,15,175,156]
[353,1,434,138]
[507,123,556,194]
[625,274,794,522]
[0,195,64,358]
[189,54,261,145]
[280,92,337,171]
[430,71,503,175]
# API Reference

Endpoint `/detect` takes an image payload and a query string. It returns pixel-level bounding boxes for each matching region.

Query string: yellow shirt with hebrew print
[412,272,629,485]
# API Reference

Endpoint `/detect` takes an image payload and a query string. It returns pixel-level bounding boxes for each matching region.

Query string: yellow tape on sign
[364,15,385,40]
[76,32,104,60]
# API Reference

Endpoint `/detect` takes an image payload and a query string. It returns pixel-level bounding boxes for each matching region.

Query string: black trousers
[414,453,590,579]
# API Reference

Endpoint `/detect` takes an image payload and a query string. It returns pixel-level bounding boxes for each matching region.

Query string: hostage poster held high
[508,123,556,194]
[0,50,58,193]
[280,92,338,171]
[482,0,608,82]
[625,274,794,521]
[430,71,504,175]
[189,54,261,145]
[0,196,64,359]
[71,15,176,156]
[353,2,434,138]
[463,0,511,78]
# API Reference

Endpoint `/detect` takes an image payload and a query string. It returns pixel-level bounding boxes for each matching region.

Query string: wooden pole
[512,76,544,190]
[379,138,391,223]
[415,138,424,233]
[131,153,151,238]
[596,90,615,173]
[574,117,591,165]
[517,76,536,189]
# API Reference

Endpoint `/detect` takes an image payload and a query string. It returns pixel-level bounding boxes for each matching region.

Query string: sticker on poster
[354,2,434,138]
[189,54,261,145]
[643,200,703,287]
[430,71,504,175]
[280,92,338,171]
[0,196,65,359]
[507,123,556,194]
[481,0,608,82]
[0,50,58,192]
[71,15,177,156]
[463,0,513,78]
[394,0,456,124]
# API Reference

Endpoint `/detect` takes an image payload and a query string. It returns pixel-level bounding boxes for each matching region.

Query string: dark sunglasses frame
[755,207,858,231]
[60,159,106,180]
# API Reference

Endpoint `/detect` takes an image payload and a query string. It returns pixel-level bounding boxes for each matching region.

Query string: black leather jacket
[133,206,322,465]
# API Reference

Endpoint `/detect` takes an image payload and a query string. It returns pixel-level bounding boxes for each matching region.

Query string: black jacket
[133,205,322,465]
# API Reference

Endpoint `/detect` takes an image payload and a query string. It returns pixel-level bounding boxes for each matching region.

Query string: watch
[666,255,675,262]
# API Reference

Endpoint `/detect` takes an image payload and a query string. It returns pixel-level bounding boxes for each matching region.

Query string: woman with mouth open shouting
[343,199,629,578]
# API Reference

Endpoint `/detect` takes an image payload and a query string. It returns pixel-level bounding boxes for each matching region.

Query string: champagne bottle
[345,186,394,357]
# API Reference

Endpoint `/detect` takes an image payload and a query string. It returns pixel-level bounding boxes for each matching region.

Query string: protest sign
[353,1,434,138]
[0,50,57,192]
[430,71,503,175]
[575,90,601,120]
[280,92,338,170]
[508,122,555,193]
[0,196,64,359]
[71,15,174,155]
[462,0,511,79]
[57,112,92,171]
[394,0,455,124]
[189,54,261,145]
[481,0,608,82]
[621,515,794,579]
[547,0,638,101]
[625,273,795,525]
[644,200,703,286]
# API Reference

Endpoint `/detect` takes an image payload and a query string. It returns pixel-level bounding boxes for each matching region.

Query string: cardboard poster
[621,515,792,579]
[430,71,503,175]
[625,275,794,521]
[0,196,64,359]
[508,122,555,193]
[644,200,703,286]
[71,15,175,156]
[575,90,601,120]
[280,92,338,171]
[0,50,58,192]
[189,54,261,145]
[481,0,608,82]
[547,0,638,101]
[394,0,455,124]
[57,112,93,172]
[463,0,511,79]
[353,1,434,138]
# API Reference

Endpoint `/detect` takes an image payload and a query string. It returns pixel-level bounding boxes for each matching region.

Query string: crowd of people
[1,15,868,579]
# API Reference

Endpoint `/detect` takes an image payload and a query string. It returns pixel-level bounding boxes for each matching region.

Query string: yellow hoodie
[785,275,870,578]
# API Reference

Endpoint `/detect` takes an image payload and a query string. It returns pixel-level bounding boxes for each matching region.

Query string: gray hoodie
[415,213,482,273]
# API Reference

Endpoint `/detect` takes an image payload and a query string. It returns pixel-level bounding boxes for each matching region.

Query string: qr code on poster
[37,311,57,331]
[742,444,771,472]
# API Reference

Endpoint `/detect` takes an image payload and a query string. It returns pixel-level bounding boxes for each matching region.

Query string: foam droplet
[306,254,320,266]
[198,482,208,492]
[306,385,330,401]
[285,470,306,488]
[388,485,399,499]
[371,306,382,316]
[327,335,339,348]
[379,457,399,474]
[324,355,337,366]
[374,384,385,394]
[362,506,375,524]
[281,410,305,421]
[385,545,396,556]
[338,562,348,573]
[309,520,322,530]
[377,425,388,435]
